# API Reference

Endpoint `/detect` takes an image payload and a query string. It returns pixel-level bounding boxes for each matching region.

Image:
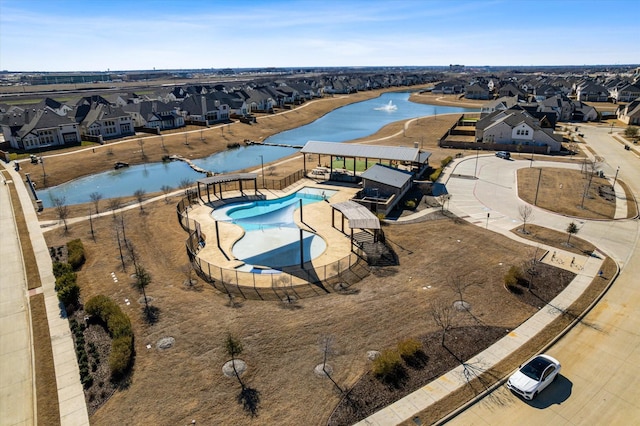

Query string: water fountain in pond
[374,100,398,111]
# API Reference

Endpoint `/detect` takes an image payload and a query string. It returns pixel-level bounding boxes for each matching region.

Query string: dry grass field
[43,200,545,425]
[518,167,617,219]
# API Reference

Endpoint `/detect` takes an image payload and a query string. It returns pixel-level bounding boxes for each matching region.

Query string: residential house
[180,94,230,124]
[617,98,640,125]
[570,100,598,122]
[432,80,465,94]
[1,107,80,150]
[464,83,491,100]
[240,88,275,113]
[610,84,640,103]
[33,98,73,116]
[123,101,184,130]
[480,96,518,117]
[533,84,564,101]
[497,83,525,99]
[575,82,609,102]
[78,104,135,140]
[538,95,574,121]
[476,110,562,152]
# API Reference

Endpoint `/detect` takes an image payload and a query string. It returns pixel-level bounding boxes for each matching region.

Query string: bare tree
[225,333,245,389]
[134,263,153,319]
[318,335,343,394]
[134,189,146,211]
[446,272,481,315]
[107,197,122,219]
[89,191,103,214]
[138,138,145,158]
[518,204,534,234]
[431,300,457,347]
[179,178,192,189]
[161,185,173,203]
[52,196,69,231]
[267,165,276,176]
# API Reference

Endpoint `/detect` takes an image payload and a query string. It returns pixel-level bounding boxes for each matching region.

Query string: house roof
[360,163,413,188]
[331,200,380,230]
[17,107,76,138]
[80,104,129,126]
[301,141,431,163]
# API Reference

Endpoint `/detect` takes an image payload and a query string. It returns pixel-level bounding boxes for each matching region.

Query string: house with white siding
[1,107,81,150]
[617,98,640,125]
[78,104,135,140]
[476,110,562,152]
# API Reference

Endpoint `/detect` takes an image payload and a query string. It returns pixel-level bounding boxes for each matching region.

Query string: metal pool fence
[177,194,369,300]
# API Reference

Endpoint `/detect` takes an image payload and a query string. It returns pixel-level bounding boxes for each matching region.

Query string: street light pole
[259,155,265,188]
[474,148,479,179]
[613,166,620,188]
[40,156,46,187]
[534,168,542,206]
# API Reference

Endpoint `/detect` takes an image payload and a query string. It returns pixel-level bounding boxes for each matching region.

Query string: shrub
[55,271,80,307]
[53,261,73,278]
[404,199,416,209]
[397,338,422,358]
[440,156,453,168]
[504,265,524,287]
[110,336,133,378]
[372,349,403,383]
[85,295,134,379]
[429,168,443,182]
[67,239,85,270]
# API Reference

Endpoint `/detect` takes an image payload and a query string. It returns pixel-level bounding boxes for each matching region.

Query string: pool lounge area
[211,187,338,271]
[184,180,362,286]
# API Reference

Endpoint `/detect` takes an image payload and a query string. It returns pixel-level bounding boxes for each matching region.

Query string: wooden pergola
[331,200,383,245]
[196,173,258,203]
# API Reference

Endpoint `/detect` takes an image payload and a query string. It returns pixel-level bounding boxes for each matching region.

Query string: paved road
[0,174,36,425]
[448,125,640,424]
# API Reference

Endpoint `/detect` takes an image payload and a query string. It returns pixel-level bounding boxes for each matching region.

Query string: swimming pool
[212,187,337,270]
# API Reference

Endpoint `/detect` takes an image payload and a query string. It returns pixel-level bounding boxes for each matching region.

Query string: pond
[37,92,475,206]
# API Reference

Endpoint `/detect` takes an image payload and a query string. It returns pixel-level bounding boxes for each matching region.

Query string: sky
[1,0,638,72]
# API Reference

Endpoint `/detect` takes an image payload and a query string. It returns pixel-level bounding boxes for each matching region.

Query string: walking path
[1,162,90,426]
[357,148,638,424]
[0,171,36,426]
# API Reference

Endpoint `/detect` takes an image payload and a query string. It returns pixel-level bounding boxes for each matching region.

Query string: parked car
[507,354,561,400]
[495,151,511,159]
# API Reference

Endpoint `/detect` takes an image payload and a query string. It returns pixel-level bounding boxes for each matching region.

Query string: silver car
[507,354,561,400]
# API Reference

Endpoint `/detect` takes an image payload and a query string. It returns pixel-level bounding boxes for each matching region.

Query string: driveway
[446,125,640,424]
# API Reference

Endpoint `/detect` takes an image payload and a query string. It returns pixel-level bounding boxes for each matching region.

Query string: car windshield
[520,357,552,381]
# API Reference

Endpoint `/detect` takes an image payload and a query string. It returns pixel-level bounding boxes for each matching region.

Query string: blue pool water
[37,92,475,206]
[212,187,336,269]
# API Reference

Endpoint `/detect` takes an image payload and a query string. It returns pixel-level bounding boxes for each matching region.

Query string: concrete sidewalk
[2,163,89,426]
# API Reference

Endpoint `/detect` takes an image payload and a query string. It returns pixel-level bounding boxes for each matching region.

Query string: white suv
[495,151,511,159]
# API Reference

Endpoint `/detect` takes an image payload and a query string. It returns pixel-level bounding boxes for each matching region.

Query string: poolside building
[300,140,430,214]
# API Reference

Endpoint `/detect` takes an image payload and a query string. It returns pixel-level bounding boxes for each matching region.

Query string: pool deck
[188,179,361,287]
